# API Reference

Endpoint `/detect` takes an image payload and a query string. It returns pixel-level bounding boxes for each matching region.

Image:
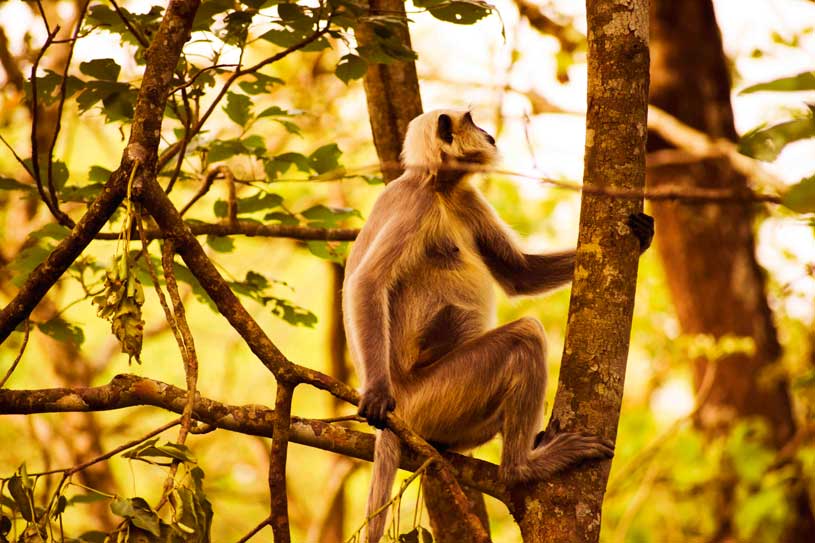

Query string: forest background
[0,0,814,541]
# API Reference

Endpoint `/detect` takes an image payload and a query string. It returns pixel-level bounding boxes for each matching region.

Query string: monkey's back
[344,175,496,387]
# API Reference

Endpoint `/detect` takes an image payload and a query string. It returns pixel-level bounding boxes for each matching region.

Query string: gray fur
[343,110,614,542]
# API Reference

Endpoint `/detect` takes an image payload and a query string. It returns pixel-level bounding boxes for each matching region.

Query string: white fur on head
[400,109,497,171]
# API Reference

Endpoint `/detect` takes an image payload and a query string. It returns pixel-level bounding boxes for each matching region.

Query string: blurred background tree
[0,0,813,541]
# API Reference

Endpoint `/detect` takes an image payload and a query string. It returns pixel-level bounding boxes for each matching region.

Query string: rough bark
[647,0,815,540]
[0,375,508,500]
[514,1,650,541]
[356,0,423,182]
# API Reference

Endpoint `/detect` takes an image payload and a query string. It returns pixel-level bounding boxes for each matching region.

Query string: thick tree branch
[95,221,360,241]
[0,375,506,500]
[0,0,202,344]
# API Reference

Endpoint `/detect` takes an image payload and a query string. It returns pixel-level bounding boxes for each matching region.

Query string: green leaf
[264,152,311,180]
[62,183,104,203]
[209,138,247,163]
[8,472,35,522]
[782,175,815,213]
[335,54,368,84]
[414,0,493,24]
[228,271,317,327]
[309,143,342,174]
[740,71,815,94]
[238,72,285,94]
[739,116,815,161]
[9,243,50,287]
[88,166,112,183]
[214,192,283,217]
[206,235,235,253]
[306,240,349,264]
[29,223,71,241]
[0,177,34,192]
[24,70,84,105]
[76,81,136,122]
[79,58,121,81]
[221,10,254,45]
[301,204,361,227]
[224,92,252,126]
[264,211,299,225]
[38,317,85,346]
[122,440,197,464]
[110,497,161,536]
[192,0,234,31]
[259,28,330,52]
[257,105,293,118]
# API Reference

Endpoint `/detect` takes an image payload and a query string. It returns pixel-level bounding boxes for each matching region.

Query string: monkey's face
[436,111,498,167]
[401,109,498,171]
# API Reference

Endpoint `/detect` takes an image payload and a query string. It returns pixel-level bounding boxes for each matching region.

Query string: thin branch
[60,418,180,477]
[29,25,67,224]
[161,240,199,445]
[178,167,220,216]
[109,0,150,48]
[236,517,271,543]
[0,319,29,388]
[647,104,785,191]
[268,383,294,542]
[45,0,91,231]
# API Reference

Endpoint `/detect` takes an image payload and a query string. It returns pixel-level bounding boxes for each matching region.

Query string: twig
[236,517,271,543]
[160,239,198,446]
[18,418,181,478]
[178,167,220,216]
[45,0,91,231]
[29,25,67,224]
[163,85,191,194]
[0,319,29,388]
[268,382,295,542]
[109,0,150,48]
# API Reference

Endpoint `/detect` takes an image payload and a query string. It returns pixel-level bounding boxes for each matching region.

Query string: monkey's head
[401,109,498,173]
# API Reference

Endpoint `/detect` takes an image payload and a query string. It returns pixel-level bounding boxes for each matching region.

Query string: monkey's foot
[501,430,614,484]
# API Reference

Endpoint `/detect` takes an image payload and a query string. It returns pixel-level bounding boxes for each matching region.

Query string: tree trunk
[647,1,815,540]
[514,1,650,541]
[356,0,423,182]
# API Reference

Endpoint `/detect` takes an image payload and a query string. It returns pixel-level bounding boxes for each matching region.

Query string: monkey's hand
[628,212,654,253]
[358,383,396,429]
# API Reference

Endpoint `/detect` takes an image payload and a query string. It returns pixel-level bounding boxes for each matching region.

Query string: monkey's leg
[399,317,546,459]
[401,317,612,483]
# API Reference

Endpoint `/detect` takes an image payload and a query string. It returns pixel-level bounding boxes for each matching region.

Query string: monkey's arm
[471,192,654,296]
[346,222,420,428]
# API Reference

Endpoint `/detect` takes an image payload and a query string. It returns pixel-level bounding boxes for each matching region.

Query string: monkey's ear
[437,114,454,144]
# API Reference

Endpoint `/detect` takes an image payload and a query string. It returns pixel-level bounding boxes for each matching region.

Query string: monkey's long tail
[366,429,400,543]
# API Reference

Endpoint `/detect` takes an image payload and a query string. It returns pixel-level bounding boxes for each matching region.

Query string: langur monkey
[343,109,654,542]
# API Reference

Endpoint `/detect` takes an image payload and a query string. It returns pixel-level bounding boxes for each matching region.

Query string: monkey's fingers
[358,390,396,429]
[627,212,655,252]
